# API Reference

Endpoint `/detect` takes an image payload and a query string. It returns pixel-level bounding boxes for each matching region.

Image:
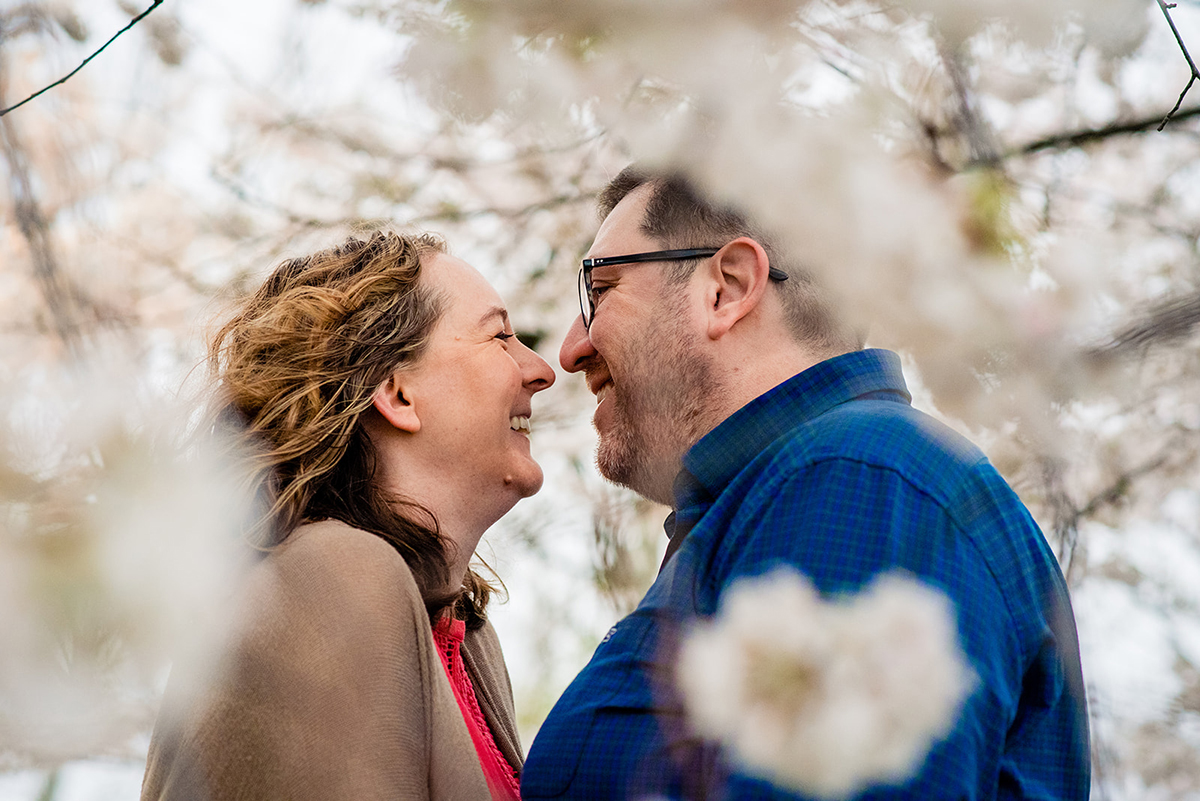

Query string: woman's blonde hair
[210,230,492,625]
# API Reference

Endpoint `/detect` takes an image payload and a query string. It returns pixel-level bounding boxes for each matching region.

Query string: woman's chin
[519,468,546,499]
[505,461,544,500]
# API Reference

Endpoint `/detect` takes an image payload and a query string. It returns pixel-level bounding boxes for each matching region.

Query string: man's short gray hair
[598,165,862,354]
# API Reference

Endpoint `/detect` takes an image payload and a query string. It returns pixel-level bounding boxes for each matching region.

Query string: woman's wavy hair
[209,230,493,627]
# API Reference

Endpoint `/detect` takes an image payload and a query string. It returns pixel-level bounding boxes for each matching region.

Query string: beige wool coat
[141,520,523,801]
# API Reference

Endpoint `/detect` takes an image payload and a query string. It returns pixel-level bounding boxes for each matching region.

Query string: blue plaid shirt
[523,349,1089,800]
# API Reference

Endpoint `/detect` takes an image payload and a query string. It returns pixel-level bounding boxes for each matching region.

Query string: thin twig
[1157,0,1200,130]
[0,0,164,117]
[407,192,594,224]
[209,169,333,229]
[997,5,1200,154]
[1162,73,1197,130]
[992,105,1200,162]
[1043,449,1176,583]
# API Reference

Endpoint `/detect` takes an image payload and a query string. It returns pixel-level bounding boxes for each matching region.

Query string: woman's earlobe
[372,377,421,433]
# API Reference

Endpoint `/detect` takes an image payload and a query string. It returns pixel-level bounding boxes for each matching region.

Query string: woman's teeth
[510,416,531,433]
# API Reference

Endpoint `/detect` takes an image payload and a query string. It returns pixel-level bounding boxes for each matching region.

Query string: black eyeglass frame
[578,247,788,329]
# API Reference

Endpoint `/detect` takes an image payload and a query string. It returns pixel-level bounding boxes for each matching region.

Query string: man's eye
[588,285,610,304]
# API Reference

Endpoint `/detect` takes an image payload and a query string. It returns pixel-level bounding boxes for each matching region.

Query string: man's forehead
[587,184,656,257]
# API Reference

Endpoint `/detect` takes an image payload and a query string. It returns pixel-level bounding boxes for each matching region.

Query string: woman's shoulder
[276,518,413,573]
[217,520,435,695]
[145,523,466,800]
[251,519,424,616]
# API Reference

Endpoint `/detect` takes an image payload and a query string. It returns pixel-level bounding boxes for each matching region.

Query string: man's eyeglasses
[577,247,789,330]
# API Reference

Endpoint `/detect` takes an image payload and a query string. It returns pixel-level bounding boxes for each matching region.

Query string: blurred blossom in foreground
[893,0,1150,55]
[676,568,975,799]
[0,356,247,765]
[402,0,1135,441]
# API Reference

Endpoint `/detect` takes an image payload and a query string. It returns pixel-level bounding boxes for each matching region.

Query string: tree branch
[1157,0,1200,130]
[0,108,81,347]
[407,192,595,225]
[213,166,595,230]
[1085,289,1200,361]
[994,105,1200,162]
[1042,449,1177,583]
[0,0,163,117]
[1163,74,1198,131]
[964,8,1200,166]
[210,168,335,229]
[940,47,1000,166]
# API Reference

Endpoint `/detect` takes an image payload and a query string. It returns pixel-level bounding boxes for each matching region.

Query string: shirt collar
[675,348,911,509]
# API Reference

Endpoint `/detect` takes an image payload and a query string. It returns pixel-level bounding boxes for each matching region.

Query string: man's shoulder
[731,396,1047,560]
[768,398,987,489]
[731,397,1051,597]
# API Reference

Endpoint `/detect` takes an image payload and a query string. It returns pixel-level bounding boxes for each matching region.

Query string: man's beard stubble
[593,303,718,506]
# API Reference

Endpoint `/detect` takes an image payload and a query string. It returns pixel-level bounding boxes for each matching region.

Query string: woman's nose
[519,339,556,392]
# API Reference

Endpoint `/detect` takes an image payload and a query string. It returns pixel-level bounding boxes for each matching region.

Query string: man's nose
[559,314,596,374]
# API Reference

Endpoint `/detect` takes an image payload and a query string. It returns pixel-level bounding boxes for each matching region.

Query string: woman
[141,230,554,800]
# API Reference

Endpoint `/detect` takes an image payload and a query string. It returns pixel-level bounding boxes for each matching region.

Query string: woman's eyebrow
[478,305,510,328]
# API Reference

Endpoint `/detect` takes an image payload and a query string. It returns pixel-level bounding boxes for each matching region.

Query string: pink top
[432,617,521,801]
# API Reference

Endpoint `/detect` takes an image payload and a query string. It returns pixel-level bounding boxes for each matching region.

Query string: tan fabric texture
[141,520,523,801]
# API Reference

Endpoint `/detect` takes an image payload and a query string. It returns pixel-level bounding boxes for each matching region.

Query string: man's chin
[596,439,675,506]
[595,437,637,490]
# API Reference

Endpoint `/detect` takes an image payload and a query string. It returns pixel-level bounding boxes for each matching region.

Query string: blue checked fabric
[522,349,1089,800]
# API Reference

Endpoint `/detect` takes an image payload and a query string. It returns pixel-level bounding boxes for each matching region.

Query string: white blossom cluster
[676,568,975,798]
[397,0,1147,442]
[892,0,1150,56]
[0,358,247,763]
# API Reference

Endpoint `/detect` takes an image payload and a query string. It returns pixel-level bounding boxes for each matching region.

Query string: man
[521,166,1090,800]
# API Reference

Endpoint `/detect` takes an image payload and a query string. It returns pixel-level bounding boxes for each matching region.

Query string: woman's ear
[371,372,421,433]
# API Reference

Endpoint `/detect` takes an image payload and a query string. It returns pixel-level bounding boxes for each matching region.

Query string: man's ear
[371,372,421,433]
[702,237,772,340]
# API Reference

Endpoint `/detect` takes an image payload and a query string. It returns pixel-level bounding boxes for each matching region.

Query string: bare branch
[1075,455,1173,523]
[0,0,164,118]
[954,6,1200,164]
[1041,450,1176,583]
[941,49,1000,166]
[1156,0,1200,130]
[210,168,334,229]
[1038,457,1081,578]
[0,58,128,347]
[1162,74,1198,131]
[0,110,80,347]
[407,192,595,225]
[1085,290,1200,361]
[212,166,595,230]
[996,105,1200,162]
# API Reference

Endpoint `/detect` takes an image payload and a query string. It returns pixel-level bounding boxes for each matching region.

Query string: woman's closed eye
[495,330,515,343]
